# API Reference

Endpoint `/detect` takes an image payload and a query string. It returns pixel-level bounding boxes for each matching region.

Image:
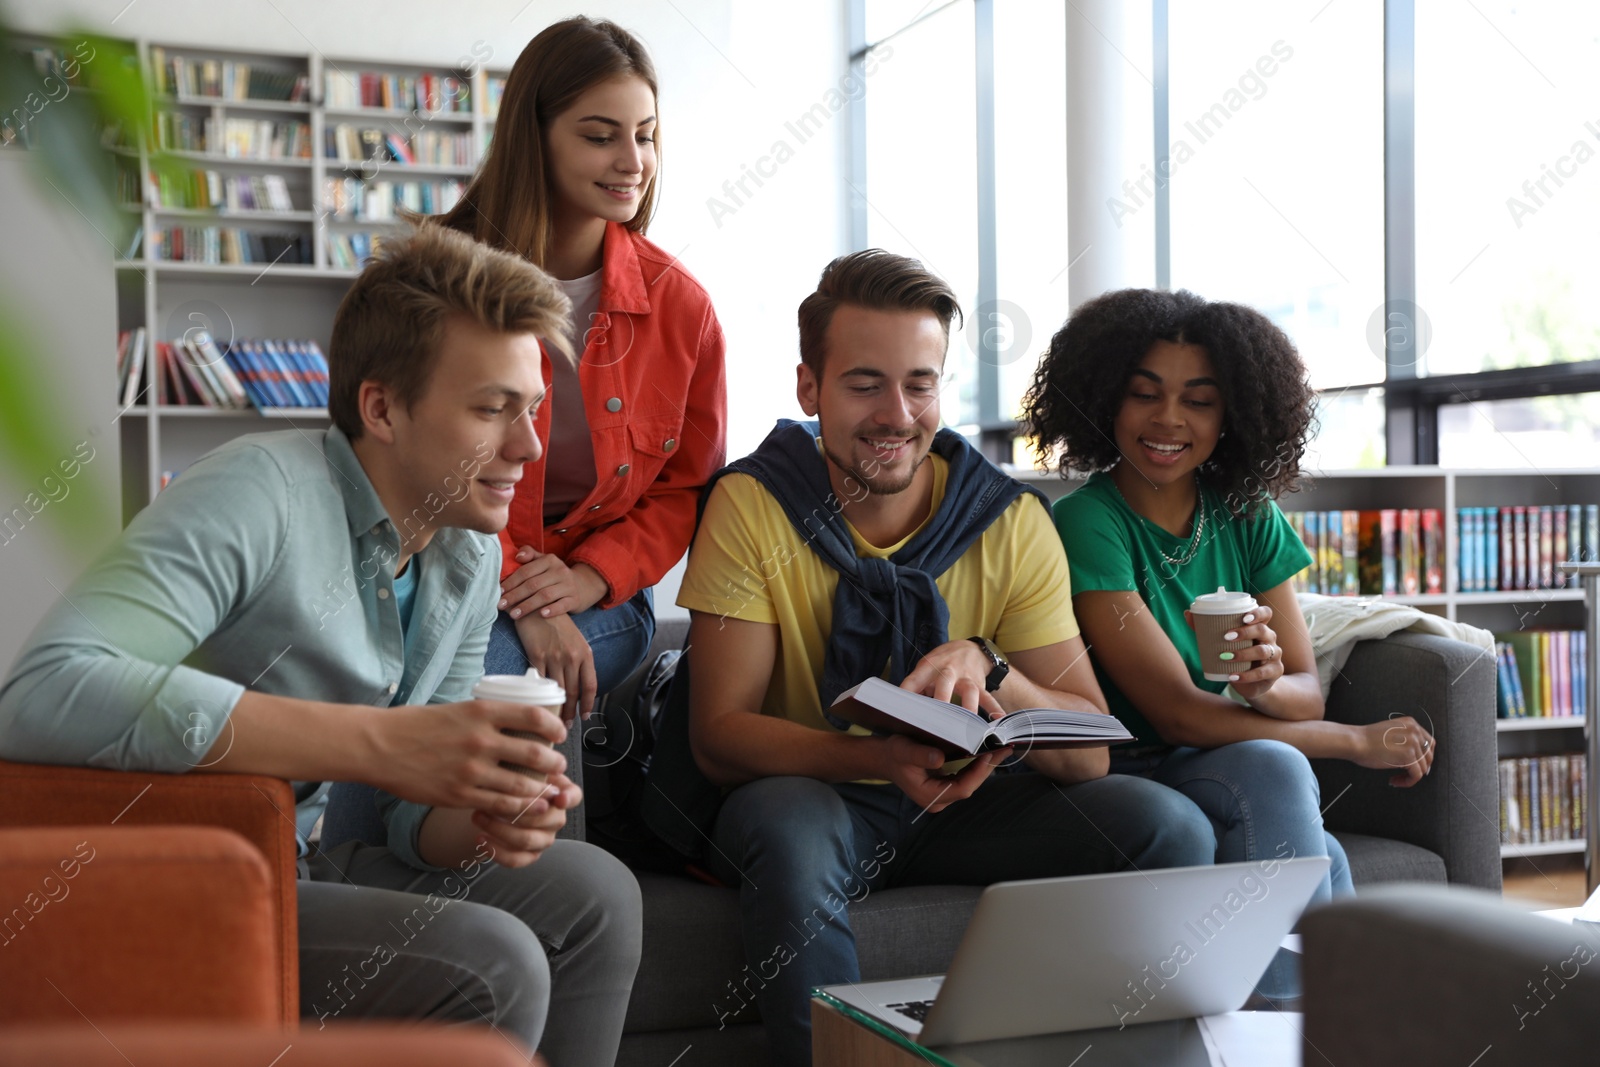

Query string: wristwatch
[967,636,1010,693]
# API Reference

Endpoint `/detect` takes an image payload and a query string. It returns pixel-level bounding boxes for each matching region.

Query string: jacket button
[387,682,398,695]
[605,397,622,413]
[377,588,390,600]
[616,463,630,476]
[664,438,676,451]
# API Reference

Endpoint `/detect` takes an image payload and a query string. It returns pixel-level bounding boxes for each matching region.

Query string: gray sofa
[572,620,1500,1066]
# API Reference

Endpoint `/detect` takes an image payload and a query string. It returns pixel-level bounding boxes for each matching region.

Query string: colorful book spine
[1539,507,1555,588]
[1340,511,1360,595]
[1422,508,1443,593]
[1323,511,1343,597]
[1303,511,1322,594]
[1513,507,1529,590]
[1486,507,1500,591]
[1399,509,1420,595]
[1495,642,1518,718]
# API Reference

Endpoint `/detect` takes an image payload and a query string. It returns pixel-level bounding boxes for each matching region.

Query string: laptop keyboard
[886,999,935,1023]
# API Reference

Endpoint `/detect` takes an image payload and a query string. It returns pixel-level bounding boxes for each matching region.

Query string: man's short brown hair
[796,249,963,376]
[328,221,572,438]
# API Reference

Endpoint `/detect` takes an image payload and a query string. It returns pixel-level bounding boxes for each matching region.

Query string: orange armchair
[0,761,300,1026]
[0,762,547,1063]
[0,1024,536,1066]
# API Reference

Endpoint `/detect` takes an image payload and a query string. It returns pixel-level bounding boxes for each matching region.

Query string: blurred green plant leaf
[0,21,158,554]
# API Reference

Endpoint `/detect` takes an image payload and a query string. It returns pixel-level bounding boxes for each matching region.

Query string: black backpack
[583,645,722,873]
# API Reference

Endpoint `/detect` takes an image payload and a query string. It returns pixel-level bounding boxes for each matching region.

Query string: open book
[830,677,1133,760]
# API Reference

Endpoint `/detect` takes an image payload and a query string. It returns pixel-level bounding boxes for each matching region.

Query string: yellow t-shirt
[675,452,1080,734]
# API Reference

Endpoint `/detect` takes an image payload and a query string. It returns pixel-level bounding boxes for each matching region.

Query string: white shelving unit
[1016,465,1599,865]
[111,40,509,518]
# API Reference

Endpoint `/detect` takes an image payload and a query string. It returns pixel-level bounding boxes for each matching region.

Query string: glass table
[811,990,1301,1066]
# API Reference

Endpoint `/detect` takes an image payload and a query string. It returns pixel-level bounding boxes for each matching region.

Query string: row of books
[321,177,464,220]
[149,227,311,265]
[154,112,314,160]
[150,48,311,103]
[1457,506,1598,592]
[1285,509,1444,597]
[146,168,296,213]
[1499,755,1586,846]
[323,70,470,114]
[116,328,330,410]
[25,43,92,86]
[323,125,473,168]
[327,232,390,270]
[1494,630,1589,718]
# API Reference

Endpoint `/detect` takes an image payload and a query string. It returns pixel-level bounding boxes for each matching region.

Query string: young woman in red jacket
[441,17,727,720]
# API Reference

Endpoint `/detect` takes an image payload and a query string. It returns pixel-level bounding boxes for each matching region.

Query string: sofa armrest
[0,761,300,1022]
[1317,632,1501,891]
[0,826,282,1025]
[1303,885,1600,1064]
[0,1024,536,1066]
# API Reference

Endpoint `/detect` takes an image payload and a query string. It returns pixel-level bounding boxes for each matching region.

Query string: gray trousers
[298,838,642,1066]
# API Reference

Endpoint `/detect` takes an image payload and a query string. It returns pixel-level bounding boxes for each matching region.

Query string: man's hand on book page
[877,734,1011,814]
[900,638,1003,718]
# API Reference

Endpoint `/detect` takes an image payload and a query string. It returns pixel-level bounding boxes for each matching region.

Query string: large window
[1168,0,1385,470]
[1169,1,1385,393]
[1416,0,1600,378]
[992,0,1068,425]
[861,2,979,427]
[857,0,1600,469]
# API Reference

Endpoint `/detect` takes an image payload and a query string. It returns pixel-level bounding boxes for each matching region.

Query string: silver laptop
[820,857,1329,1047]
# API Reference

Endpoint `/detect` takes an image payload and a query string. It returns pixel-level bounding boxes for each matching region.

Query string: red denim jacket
[500,223,727,609]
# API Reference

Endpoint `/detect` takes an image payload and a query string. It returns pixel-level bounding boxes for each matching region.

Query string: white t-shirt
[543,269,602,523]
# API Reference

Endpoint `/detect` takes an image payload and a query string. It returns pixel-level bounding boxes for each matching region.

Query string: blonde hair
[328,221,572,438]
[438,16,660,266]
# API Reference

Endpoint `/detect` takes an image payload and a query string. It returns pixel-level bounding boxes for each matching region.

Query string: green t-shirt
[1052,471,1312,747]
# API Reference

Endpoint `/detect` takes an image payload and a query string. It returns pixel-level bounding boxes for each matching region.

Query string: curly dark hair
[1021,288,1318,516]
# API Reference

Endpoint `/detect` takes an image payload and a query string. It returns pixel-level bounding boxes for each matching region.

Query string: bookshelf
[1017,465,1600,867]
[102,39,509,517]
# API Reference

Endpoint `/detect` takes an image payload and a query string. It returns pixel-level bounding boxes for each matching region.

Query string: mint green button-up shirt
[0,425,499,870]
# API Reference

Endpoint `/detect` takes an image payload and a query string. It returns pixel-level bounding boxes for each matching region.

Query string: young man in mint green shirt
[0,224,640,1066]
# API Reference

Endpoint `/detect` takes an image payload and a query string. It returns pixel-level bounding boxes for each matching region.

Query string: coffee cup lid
[473,668,565,704]
[1189,586,1258,614]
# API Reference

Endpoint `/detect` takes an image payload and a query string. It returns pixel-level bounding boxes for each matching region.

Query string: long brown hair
[439,16,660,266]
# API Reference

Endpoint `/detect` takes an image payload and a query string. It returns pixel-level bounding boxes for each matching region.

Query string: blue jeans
[322,589,656,852]
[1113,739,1355,1000]
[484,587,656,695]
[708,773,1214,1067]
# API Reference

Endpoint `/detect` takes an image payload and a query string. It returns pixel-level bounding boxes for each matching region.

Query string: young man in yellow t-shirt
[674,249,1213,1065]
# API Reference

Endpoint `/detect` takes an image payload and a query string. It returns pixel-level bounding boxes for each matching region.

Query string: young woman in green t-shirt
[1022,288,1437,911]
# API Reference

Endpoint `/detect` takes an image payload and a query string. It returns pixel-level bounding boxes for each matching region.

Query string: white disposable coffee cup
[472,668,565,785]
[1189,587,1259,682]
